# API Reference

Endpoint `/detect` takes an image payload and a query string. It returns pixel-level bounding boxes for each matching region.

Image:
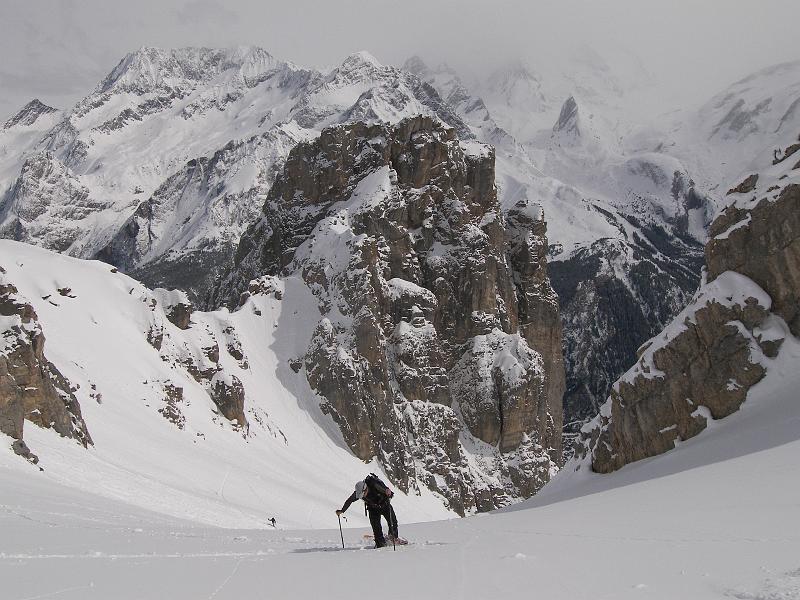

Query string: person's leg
[368,508,386,547]
[379,503,398,539]
[386,503,398,539]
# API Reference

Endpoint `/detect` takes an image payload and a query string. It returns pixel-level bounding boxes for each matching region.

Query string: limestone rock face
[219,116,564,512]
[588,277,774,473]
[707,183,800,335]
[576,137,800,473]
[0,271,92,454]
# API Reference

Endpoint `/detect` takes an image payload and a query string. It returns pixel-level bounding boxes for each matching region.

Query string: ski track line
[2,507,62,529]
[0,551,276,560]
[208,557,243,600]
[218,467,231,500]
[1,505,153,534]
[12,583,94,600]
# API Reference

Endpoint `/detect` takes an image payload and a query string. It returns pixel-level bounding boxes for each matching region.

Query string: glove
[336,509,343,516]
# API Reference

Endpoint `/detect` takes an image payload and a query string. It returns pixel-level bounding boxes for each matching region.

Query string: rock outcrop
[706,183,800,335]
[587,272,776,473]
[217,116,564,513]
[576,137,800,472]
[150,288,249,430]
[0,268,92,458]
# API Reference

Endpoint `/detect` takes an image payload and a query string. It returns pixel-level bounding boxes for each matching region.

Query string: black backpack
[365,472,389,493]
[362,473,392,512]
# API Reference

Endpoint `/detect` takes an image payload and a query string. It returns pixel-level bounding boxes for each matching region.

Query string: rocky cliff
[0,250,256,466]
[0,269,92,462]
[408,58,714,451]
[576,135,800,472]
[217,116,564,513]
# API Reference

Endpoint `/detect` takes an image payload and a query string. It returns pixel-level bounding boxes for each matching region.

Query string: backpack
[365,472,389,494]
[362,473,392,513]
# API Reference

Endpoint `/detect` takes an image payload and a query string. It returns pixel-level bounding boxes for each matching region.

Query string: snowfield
[2,332,798,599]
[0,240,454,530]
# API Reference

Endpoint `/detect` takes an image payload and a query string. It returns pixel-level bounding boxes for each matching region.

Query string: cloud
[0,0,798,121]
[174,0,238,26]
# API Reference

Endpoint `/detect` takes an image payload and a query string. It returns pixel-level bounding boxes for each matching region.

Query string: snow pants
[368,502,398,546]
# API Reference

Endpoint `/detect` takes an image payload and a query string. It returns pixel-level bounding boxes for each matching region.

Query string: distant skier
[268,517,276,528]
[336,473,399,548]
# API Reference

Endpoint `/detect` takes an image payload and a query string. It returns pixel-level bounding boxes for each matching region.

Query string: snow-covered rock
[575,134,800,472]
[0,266,91,456]
[218,116,564,513]
[2,99,59,130]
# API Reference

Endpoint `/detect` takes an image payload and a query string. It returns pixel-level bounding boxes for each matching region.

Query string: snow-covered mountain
[545,60,800,437]
[2,135,799,598]
[629,60,800,193]
[2,45,798,464]
[1,45,684,444]
[0,47,467,304]
[214,115,564,513]
[2,44,800,599]
[409,53,800,440]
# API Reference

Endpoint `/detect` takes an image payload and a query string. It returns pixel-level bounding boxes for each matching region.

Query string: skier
[336,474,399,548]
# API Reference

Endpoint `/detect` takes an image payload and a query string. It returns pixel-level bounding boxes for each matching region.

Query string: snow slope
[0,240,453,528]
[2,333,798,599]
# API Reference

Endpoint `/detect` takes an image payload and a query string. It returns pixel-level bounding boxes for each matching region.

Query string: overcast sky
[1,0,797,121]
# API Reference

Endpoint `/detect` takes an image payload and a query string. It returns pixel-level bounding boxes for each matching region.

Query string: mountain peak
[3,98,59,129]
[324,51,387,86]
[553,95,580,136]
[96,46,279,95]
[341,50,383,69]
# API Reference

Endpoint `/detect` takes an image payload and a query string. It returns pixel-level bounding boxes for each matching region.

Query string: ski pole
[337,513,345,549]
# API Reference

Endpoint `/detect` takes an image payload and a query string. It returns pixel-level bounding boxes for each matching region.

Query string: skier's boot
[374,536,387,549]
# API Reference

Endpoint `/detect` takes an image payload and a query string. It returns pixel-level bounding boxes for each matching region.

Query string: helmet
[354,480,367,498]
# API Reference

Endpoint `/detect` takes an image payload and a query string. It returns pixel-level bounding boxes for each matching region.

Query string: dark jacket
[340,477,393,513]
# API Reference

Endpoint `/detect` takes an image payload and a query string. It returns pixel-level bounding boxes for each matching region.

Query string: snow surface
[2,331,799,599]
[0,240,453,530]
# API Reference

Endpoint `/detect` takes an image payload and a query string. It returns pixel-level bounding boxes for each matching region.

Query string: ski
[362,533,409,545]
